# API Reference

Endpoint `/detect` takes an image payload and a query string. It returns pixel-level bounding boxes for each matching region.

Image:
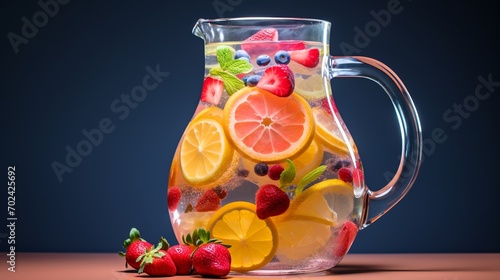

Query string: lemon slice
[192,106,224,122]
[294,75,328,100]
[180,116,234,187]
[272,179,354,263]
[207,202,278,272]
[312,107,354,156]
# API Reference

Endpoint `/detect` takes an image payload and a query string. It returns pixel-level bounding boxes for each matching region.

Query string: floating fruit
[312,107,353,156]
[207,202,279,272]
[256,65,295,97]
[294,74,328,100]
[180,116,234,187]
[223,87,314,163]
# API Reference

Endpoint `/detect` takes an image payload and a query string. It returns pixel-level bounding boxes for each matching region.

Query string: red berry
[255,184,290,219]
[338,167,353,183]
[200,76,224,105]
[241,28,279,55]
[213,186,228,200]
[125,240,153,270]
[167,186,182,211]
[141,249,177,277]
[321,97,339,115]
[352,168,364,186]
[289,48,320,68]
[194,190,220,212]
[192,243,231,277]
[268,164,284,180]
[167,244,194,275]
[256,65,295,97]
[333,221,358,258]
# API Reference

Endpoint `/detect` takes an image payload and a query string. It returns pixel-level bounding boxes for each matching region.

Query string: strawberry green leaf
[129,228,141,242]
[295,165,327,196]
[159,236,170,250]
[226,59,253,75]
[216,45,233,70]
[280,159,296,188]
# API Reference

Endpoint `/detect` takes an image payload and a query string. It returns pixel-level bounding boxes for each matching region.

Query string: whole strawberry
[119,228,153,270]
[255,184,290,219]
[194,189,221,212]
[192,243,231,277]
[167,244,194,275]
[138,243,177,276]
[185,228,231,278]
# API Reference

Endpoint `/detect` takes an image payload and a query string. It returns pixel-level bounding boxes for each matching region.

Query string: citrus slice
[272,179,354,263]
[312,107,353,156]
[223,87,314,163]
[207,201,278,272]
[192,106,224,122]
[180,116,234,187]
[294,75,328,100]
[285,138,323,185]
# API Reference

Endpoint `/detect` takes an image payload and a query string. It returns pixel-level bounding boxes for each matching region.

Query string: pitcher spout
[192,18,208,41]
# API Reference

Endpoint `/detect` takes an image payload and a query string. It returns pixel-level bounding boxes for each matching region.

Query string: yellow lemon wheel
[180,116,234,188]
[272,179,354,263]
[312,107,354,156]
[207,201,279,272]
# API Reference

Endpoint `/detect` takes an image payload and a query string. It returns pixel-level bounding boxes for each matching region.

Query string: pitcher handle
[327,56,423,228]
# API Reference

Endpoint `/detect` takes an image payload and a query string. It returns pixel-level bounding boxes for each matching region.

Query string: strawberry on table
[167,244,194,275]
[256,65,295,97]
[289,48,320,68]
[200,76,224,105]
[118,228,153,270]
[138,243,177,277]
[193,243,231,278]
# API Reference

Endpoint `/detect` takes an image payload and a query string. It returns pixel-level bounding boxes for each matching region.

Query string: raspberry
[338,167,353,183]
[268,164,284,180]
[254,162,268,176]
[332,159,351,172]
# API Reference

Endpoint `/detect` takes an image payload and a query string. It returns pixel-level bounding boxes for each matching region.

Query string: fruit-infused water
[167,32,365,274]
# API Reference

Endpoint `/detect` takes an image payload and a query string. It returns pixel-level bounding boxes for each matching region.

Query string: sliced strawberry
[167,186,181,211]
[200,76,224,105]
[333,221,358,258]
[279,40,306,51]
[194,189,220,212]
[289,48,320,68]
[242,28,279,55]
[256,65,295,97]
[321,97,339,115]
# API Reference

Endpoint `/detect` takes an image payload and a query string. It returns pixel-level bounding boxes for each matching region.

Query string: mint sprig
[210,45,253,95]
[295,165,327,197]
[279,159,296,188]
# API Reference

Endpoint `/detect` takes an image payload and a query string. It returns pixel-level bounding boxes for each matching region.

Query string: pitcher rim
[196,16,330,26]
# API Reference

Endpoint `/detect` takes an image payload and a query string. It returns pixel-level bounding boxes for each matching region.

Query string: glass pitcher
[167,17,422,275]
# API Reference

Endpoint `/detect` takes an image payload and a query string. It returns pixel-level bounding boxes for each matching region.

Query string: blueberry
[254,162,268,176]
[256,54,271,66]
[274,50,290,64]
[246,75,261,87]
[234,50,250,60]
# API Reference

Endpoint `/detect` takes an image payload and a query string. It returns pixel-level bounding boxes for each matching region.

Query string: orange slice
[207,202,278,272]
[223,87,314,163]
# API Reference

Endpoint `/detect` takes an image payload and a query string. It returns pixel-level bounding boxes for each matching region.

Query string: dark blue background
[1,0,499,253]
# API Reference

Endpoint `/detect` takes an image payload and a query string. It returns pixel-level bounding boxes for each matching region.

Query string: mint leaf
[209,67,223,76]
[295,165,327,197]
[280,159,296,188]
[226,59,253,75]
[216,46,233,70]
[217,71,245,95]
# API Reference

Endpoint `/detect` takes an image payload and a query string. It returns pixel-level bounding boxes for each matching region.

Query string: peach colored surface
[1,253,499,280]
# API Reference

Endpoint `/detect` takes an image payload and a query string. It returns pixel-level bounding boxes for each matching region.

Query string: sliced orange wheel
[207,202,278,272]
[223,87,314,163]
